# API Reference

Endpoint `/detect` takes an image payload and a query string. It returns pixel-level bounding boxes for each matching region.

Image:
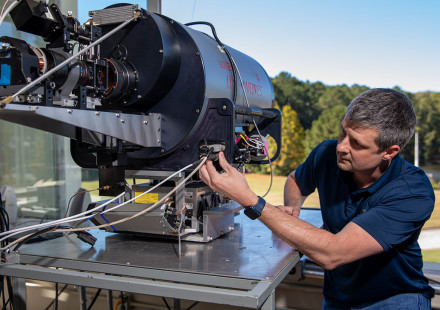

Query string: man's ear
[383,145,400,161]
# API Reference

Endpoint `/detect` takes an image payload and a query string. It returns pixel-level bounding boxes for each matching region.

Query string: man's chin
[337,160,352,171]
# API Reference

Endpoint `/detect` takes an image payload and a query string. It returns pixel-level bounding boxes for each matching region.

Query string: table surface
[16,209,323,281]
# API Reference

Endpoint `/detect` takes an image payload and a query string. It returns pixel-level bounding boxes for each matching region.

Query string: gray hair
[345,88,416,152]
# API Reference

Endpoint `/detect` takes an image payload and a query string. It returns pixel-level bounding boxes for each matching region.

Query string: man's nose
[337,137,348,153]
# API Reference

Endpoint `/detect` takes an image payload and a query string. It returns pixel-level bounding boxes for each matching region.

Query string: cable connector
[75,231,97,246]
[0,96,13,110]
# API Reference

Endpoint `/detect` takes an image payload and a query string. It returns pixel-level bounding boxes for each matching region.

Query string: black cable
[87,288,101,310]
[44,284,68,310]
[1,275,5,310]
[186,301,198,310]
[55,282,58,310]
[161,297,171,310]
[185,21,237,103]
[12,225,69,252]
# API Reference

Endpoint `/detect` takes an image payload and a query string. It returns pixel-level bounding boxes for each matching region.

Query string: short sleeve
[353,192,434,251]
[294,148,318,196]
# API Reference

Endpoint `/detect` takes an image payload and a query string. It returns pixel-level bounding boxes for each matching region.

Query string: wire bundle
[0,157,207,254]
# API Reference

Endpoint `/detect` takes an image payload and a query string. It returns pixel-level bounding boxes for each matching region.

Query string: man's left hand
[199,152,258,207]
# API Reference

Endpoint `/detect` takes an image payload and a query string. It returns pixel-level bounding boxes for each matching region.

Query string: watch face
[244,207,260,220]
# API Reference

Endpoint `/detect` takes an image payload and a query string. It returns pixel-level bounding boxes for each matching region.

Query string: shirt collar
[353,155,403,195]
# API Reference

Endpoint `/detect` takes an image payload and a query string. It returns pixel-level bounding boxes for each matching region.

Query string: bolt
[137,95,142,99]
[222,105,227,110]
[121,119,125,123]
[161,149,164,153]
[67,109,72,114]
[95,112,100,115]
[208,236,213,241]
[195,51,200,56]
[67,11,73,16]
[229,225,234,231]
[159,49,163,53]
[115,113,120,117]
[195,109,200,113]
[170,20,174,24]
[157,139,160,144]
[26,77,31,83]
[143,120,148,125]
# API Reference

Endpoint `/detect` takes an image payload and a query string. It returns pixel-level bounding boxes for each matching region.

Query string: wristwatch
[244,196,266,220]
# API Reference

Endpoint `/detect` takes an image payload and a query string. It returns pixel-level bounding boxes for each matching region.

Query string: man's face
[336,120,386,174]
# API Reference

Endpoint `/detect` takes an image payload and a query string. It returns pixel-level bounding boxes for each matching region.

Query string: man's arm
[199,152,384,270]
[280,171,306,218]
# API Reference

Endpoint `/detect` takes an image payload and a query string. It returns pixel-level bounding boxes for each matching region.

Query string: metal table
[0,209,322,309]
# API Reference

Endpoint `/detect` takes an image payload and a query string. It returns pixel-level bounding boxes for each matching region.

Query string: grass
[246,173,440,229]
[422,249,440,263]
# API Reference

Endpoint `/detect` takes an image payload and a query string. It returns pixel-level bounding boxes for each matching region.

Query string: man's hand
[276,205,300,217]
[199,151,258,207]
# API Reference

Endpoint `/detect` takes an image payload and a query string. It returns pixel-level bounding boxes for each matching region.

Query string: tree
[270,104,306,176]
[304,105,347,155]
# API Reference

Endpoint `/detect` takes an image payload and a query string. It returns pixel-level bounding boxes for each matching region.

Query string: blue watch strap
[244,196,266,220]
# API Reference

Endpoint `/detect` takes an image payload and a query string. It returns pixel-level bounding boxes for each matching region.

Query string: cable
[185,21,237,103]
[44,284,68,310]
[0,191,125,242]
[1,11,140,108]
[162,297,171,310]
[87,288,101,310]
[2,158,207,252]
[184,21,274,197]
[0,0,18,29]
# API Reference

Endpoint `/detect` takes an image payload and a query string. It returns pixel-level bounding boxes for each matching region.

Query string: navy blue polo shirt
[295,140,435,307]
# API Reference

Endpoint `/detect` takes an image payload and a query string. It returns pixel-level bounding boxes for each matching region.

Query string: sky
[77,0,440,93]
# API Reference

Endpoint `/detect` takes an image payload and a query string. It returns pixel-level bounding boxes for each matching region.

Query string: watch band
[244,196,266,220]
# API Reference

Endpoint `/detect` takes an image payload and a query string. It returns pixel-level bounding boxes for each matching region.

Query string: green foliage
[272,104,306,175]
[304,105,347,155]
[259,73,440,176]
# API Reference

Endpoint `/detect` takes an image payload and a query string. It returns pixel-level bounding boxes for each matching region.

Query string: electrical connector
[75,231,97,246]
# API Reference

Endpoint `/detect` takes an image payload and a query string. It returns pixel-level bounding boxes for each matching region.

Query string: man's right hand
[277,205,300,217]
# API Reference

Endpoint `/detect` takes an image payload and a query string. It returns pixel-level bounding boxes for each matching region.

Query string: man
[200,89,435,309]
